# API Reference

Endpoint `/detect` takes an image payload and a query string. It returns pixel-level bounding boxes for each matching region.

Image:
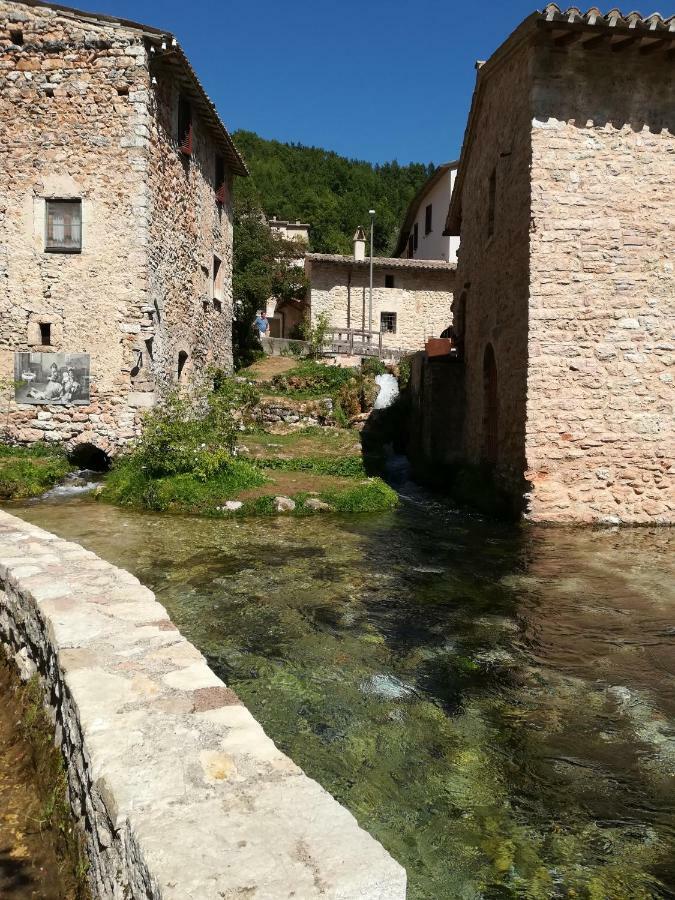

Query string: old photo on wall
[14,352,90,405]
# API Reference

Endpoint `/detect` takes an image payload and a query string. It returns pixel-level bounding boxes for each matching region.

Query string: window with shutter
[45,199,82,252]
[215,155,226,204]
[178,94,192,156]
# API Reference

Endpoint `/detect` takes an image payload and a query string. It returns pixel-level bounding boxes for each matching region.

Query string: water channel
[5,485,675,899]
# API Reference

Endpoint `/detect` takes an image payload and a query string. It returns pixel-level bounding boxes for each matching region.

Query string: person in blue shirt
[254,311,269,337]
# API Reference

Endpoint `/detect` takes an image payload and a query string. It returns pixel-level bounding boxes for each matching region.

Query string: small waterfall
[41,470,100,500]
[373,373,399,410]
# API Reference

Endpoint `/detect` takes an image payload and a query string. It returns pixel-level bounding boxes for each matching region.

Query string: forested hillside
[233,130,435,256]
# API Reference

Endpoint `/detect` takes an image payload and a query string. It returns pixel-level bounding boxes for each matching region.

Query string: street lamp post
[368,209,375,338]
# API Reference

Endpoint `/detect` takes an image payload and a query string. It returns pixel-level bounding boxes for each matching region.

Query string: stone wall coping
[0,509,406,899]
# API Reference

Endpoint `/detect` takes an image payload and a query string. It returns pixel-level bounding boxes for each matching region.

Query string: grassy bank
[0,445,74,501]
[98,379,397,517]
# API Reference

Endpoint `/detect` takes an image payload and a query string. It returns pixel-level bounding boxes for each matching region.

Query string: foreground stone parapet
[0,510,406,899]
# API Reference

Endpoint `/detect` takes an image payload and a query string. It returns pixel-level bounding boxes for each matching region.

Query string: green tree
[232,130,435,256]
[232,181,308,369]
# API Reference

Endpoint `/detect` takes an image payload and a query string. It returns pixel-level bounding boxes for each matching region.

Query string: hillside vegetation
[233,130,434,256]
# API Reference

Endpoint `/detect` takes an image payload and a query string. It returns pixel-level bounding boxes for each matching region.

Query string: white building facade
[394,163,459,263]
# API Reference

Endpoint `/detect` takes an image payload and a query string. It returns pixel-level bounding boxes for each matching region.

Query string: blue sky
[70,0,542,165]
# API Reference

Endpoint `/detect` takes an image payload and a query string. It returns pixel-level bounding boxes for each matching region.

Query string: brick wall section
[526,42,675,523]
[452,46,532,500]
[0,2,235,455]
[309,261,455,353]
[0,1,151,453]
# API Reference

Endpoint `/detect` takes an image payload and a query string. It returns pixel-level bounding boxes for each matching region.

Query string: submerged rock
[360,673,415,700]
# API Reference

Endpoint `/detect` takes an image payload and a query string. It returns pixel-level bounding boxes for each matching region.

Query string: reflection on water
[8,492,675,899]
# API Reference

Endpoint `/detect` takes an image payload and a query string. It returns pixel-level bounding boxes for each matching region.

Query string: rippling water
[7,490,675,899]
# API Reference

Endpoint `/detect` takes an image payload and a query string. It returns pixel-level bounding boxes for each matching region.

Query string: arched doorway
[482,343,498,465]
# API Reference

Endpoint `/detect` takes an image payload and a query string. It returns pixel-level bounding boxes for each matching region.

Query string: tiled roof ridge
[541,4,675,27]
[305,253,456,271]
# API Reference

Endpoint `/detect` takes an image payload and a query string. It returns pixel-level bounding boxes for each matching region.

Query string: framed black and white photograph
[14,352,90,406]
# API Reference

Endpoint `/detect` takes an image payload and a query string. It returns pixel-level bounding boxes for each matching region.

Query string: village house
[411,4,674,524]
[264,217,310,338]
[393,161,460,263]
[305,228,455,358]
[0,0,246,460]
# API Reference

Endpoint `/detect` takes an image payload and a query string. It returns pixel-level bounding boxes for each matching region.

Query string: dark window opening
[177,94,192,155]
[177,350,188,381]
[215,155,226,203]
[407,234,414,257]
[116,85,129,96]
[425,204,432,235]
[45,199,82,252]
[212,255,223,301]
[488,167,497,239]
[380,312,397,334]
[385,274,395,289]
[45,87,55,98]
[10,29,24,45]
[413,222,419,251]
[39,323,51,346]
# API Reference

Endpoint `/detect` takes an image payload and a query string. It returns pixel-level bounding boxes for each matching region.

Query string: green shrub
[361,358,387,377]
[271,360,357,397]
[0,445,73,500]
[318,479,398,513]
[101,457,265,513]
[254,455,366,478]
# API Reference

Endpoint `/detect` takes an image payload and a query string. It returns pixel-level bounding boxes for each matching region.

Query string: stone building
[0,0,247,458]
[265,217,310,338]
[393,161,460,263]
[306,229,455,356]
[417,4,674,524]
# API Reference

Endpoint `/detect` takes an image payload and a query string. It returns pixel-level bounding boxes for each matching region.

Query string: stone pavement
[0,509,406,899]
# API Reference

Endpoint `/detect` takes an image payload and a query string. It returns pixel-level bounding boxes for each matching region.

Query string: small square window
[425,204,432,235]
[212,255,223,301]
[45,199,82,252]
[10,29,24,45]
[385,274,395,289]
[39,323,51,345]
[380,312,397,334]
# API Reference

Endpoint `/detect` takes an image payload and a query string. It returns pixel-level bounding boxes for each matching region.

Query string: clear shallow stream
[6,488,675,899]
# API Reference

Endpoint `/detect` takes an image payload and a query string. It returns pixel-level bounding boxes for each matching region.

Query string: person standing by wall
[254,311,269,339]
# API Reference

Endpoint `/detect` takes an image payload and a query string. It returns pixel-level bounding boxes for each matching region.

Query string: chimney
[353,226,366,261]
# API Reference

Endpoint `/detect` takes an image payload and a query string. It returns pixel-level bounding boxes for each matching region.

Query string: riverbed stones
[0,509,406,899]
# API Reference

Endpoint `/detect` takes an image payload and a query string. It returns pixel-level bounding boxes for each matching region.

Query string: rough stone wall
[452,46,533,501]
[0,2,235,455]
[0,1,152,454]
[0,509,406,899]
[309,263,454,353]
[145,60,233,390]
[527,41,675,524]
[407,352,464,472]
